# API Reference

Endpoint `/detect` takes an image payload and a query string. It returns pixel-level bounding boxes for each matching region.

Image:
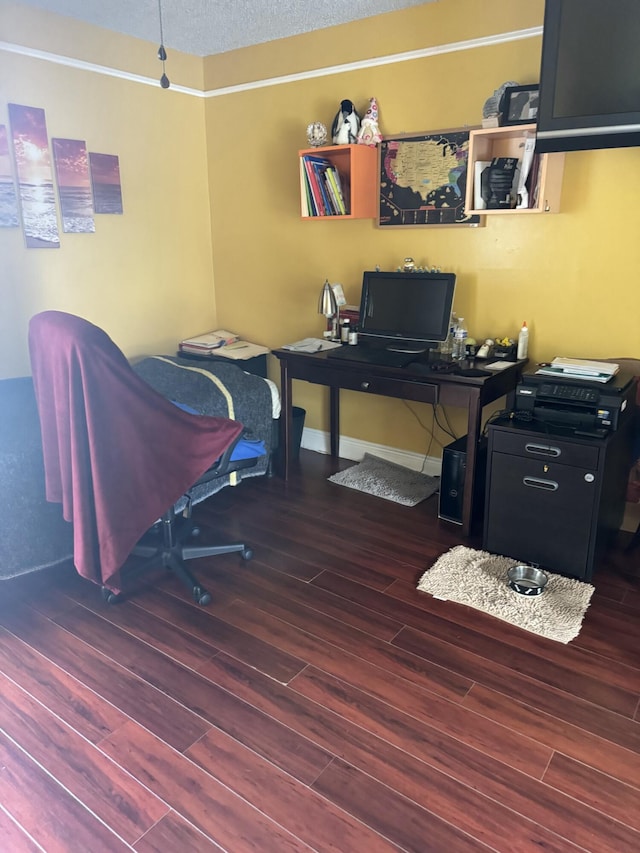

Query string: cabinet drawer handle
[523,476,559,491]
[524,443,561,457]
[360,381,370,390]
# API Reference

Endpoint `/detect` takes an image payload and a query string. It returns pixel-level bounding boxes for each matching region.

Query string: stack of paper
[211,340,270,360]
[179,329,238,355]
[282,337,341,353]
[535,358,619,383]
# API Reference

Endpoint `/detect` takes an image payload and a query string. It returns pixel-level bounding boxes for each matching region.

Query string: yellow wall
[204,0,640,449]
[0,1,213,378]
[2,0,640,456]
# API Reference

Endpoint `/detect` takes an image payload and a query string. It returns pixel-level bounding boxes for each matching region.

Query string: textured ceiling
[15,0,434,57]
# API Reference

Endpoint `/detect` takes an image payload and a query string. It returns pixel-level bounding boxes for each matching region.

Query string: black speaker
[438,435,487,525]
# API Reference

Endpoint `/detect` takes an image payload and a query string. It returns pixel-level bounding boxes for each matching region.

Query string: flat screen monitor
[358,270,456,353]
[536,0,640,153]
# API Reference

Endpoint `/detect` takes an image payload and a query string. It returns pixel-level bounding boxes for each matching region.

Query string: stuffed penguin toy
[331,99,361,145]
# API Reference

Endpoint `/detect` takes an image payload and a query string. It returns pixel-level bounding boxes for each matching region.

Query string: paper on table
[209,341,269,360]
[484,361,512,371]
[282,337,342,353]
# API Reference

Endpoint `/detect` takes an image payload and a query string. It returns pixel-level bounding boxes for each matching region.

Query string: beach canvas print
[89,152,123,214]
[0,125,19,228]
[52,138,95,233]
[8,103,60,248]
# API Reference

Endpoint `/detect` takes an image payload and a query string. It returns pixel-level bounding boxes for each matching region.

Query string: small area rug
[417,545,594,643]
[328,453,439,506]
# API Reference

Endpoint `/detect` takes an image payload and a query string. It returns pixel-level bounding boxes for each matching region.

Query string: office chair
[28,311,262,605]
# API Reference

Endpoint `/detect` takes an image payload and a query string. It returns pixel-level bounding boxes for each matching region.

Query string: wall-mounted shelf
[299,144,377,220]
[464,124,564,215]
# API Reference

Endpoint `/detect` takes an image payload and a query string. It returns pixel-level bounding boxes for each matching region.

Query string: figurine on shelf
[482,80,519,127]
[306,122,328,147]
[331,99,361,145]
[357,97,382,146]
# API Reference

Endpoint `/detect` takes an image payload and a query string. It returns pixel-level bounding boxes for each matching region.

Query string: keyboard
[326,345,418,368]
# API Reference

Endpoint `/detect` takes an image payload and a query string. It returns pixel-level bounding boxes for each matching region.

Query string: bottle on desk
[439,312,457,356]
[517,321,529,359]
[452,317,467,360]
[340,318,351,344]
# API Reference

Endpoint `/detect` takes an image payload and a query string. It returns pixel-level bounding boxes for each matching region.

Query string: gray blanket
[133,356,274,504]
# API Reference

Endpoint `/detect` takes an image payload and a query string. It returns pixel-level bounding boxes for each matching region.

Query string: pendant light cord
[157,0,170,88]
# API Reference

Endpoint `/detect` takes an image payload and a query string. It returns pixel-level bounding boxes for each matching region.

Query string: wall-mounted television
[536,0,640,153]
[358,270,456,353]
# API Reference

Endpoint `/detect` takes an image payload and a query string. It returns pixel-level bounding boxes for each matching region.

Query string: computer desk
[273,348,526,536]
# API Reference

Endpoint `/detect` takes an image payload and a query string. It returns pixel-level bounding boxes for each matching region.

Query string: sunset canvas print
[52,138,95,233]
[89,152,123,214]
[8,103,60,248]
[0,124,19,228]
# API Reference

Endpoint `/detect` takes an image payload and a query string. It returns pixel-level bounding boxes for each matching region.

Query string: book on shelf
[302,157,326,216]
[529,154,543,210]
[516,136,535,209]
[299,158,314,216]
[325,167,346,214]
[330,165,348,214]
[179,329,239,354]
[301,154,346,216]
[312,161,334,215]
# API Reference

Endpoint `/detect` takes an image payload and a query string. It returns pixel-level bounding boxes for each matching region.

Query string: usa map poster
[378,128,481,227]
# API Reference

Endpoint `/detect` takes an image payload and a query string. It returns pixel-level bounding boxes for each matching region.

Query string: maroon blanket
[28,311,243,592]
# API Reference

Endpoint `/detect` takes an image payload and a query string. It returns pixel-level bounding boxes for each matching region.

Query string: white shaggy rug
[328,453,439,506]
[417,545,594,643]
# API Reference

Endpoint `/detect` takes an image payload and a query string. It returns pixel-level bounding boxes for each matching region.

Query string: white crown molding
[1,27,541,98]
[0,40,203,96]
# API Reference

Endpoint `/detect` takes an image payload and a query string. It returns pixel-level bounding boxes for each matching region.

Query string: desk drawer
[322,367,439,404]
[490,428,599,468]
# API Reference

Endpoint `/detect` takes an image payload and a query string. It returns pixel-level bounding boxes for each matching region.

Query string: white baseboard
[300,426,443,478]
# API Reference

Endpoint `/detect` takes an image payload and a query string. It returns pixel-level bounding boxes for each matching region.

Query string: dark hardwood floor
[1,450,638,852]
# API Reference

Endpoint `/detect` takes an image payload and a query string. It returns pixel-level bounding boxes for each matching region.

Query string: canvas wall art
[8,103,60,248]
[89,152,123,214]
[52,138,95,233]
[0,124,19,228]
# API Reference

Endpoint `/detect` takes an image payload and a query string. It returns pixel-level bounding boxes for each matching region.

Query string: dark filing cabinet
[483,417,633,580]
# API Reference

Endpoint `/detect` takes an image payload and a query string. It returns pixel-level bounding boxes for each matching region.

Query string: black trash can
[291,406,306,460]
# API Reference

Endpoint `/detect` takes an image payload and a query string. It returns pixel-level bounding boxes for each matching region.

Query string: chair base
[104,509,252,606]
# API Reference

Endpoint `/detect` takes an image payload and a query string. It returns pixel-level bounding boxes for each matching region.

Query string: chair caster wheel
[193,586,211,606]
[101,587,123,605]
[241,547,253,561]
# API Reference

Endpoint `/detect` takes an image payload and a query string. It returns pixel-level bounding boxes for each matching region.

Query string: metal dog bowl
[507,565,548,596]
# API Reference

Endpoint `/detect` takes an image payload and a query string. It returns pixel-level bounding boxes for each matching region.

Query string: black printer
[514,369,636,434]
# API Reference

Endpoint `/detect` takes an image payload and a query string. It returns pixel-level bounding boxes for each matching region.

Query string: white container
[517,321,529,359]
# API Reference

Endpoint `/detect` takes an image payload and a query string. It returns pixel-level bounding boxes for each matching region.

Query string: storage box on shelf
[464,124,564,215]
[299,144,377,220]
